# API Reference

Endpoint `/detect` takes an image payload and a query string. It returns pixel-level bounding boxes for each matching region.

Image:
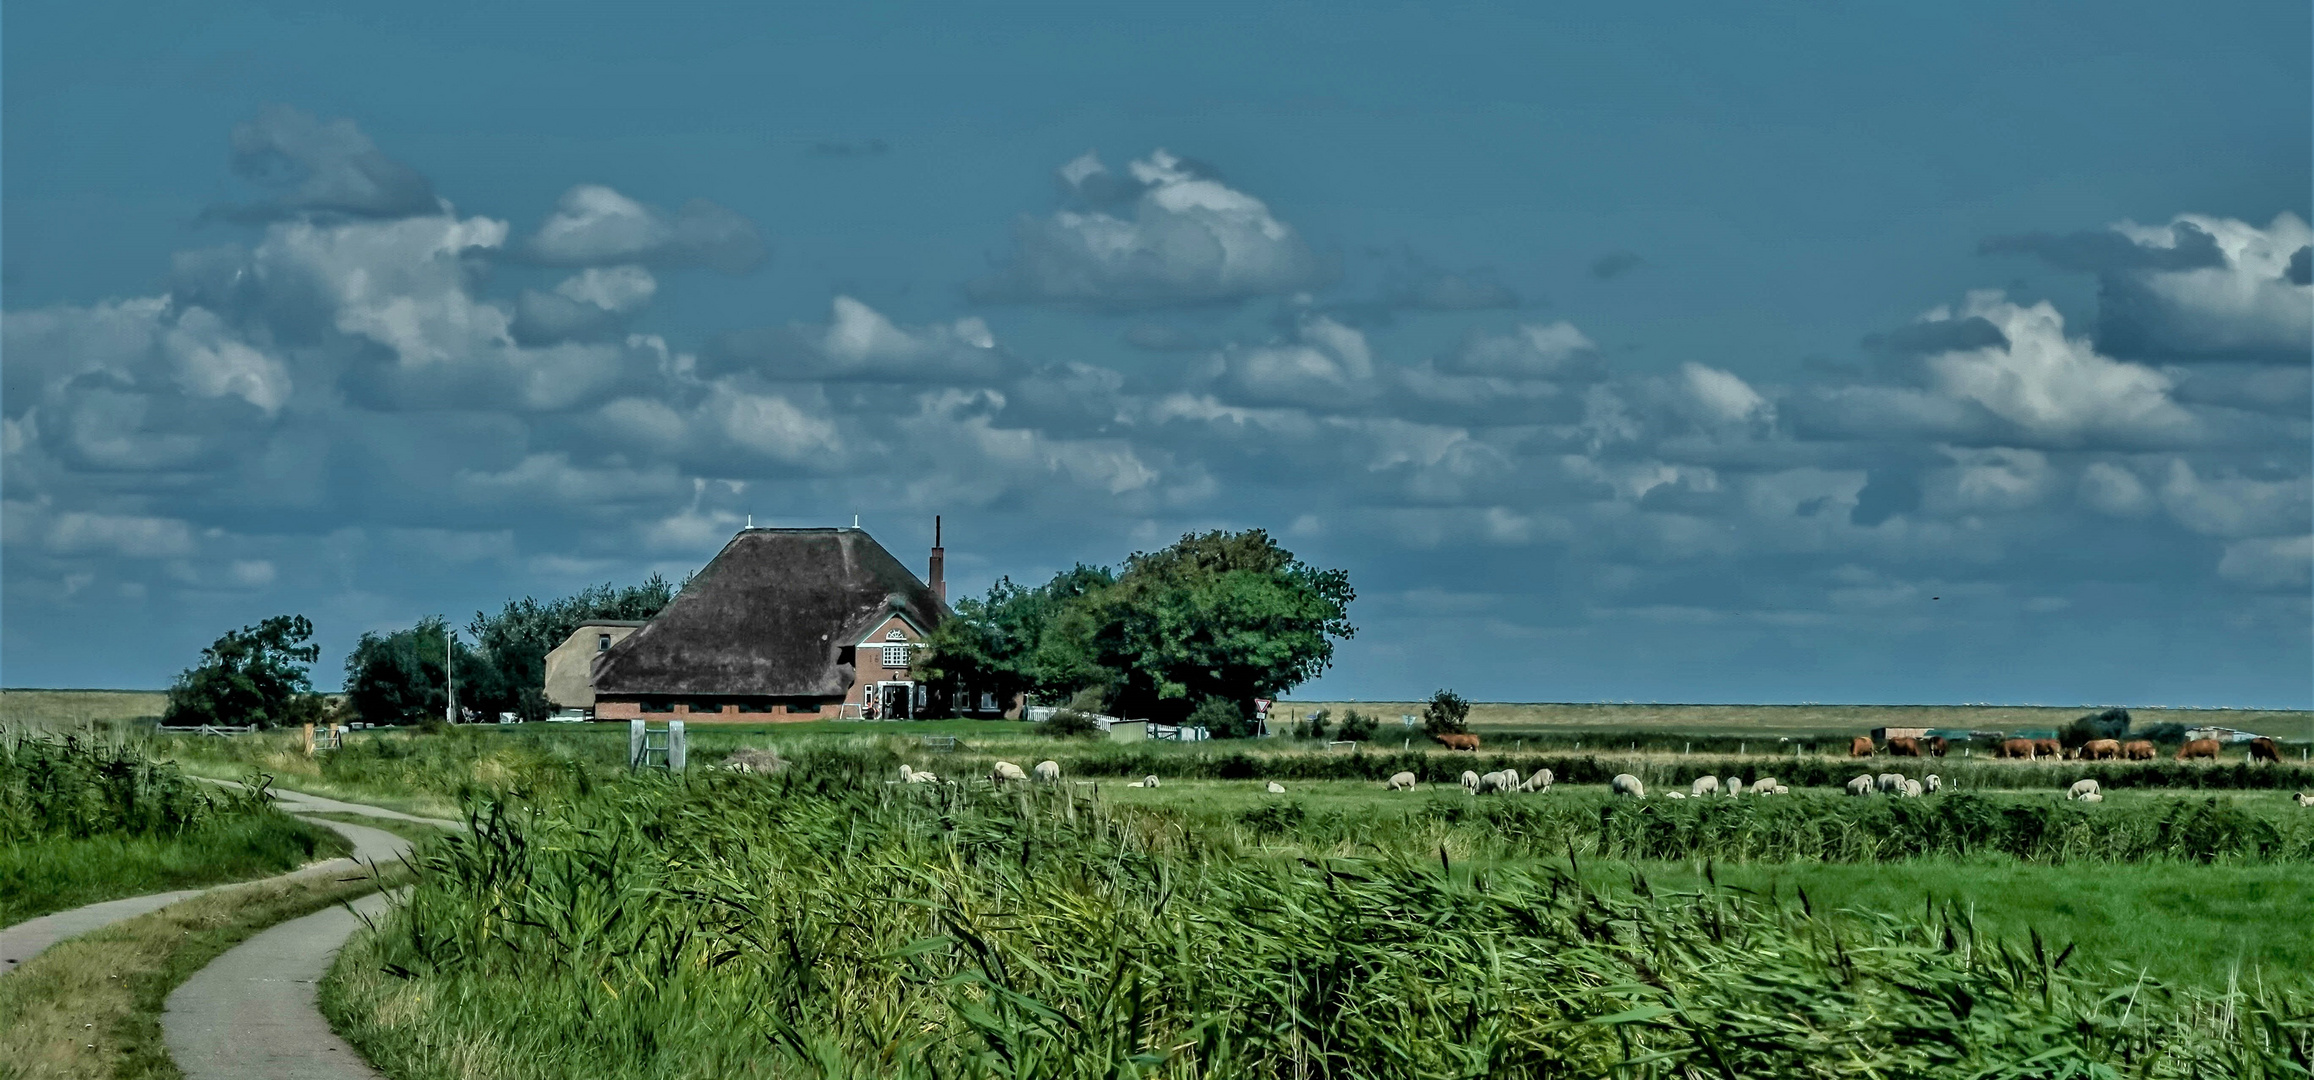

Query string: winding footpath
[1,782,460,1080]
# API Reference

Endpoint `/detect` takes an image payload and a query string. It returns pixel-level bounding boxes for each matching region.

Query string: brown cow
[1925,736,1949,758]
[1850,736,1875,757]
[1997,738,2037,759]
[2123,740,2156,761]
[2080,738,2122,761]
[2032,739,2062,759]
[2175,738,2221,761]
[2248,737,2281,764]
[1435,732,1481,752]
[1887,736,1921,757]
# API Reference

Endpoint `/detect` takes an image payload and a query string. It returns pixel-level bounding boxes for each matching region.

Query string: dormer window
[598,633,612,651]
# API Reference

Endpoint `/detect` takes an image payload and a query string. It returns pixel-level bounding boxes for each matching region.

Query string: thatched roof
[593,528,944,698]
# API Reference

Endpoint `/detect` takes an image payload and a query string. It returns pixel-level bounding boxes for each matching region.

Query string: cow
[1925,736,1949,758]
[2248,737,2281,764]
[2032,739,2062,759]
[2123,740,2157,761]
[2080,739,2122,761]
[1998,738,2037,760]
[1887,736,1922,757]
[1850,736,1874,757]
[1436,732,1481,752]
[2176,739,2221,762]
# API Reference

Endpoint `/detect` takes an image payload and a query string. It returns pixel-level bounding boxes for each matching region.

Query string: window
[882,643,911,668]
[885,630,906,641]
[598,633,612,651]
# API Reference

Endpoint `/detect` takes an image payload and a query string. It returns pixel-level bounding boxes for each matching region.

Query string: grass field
[0,814,351,927]
[1279,699,2314,742]
[0,689,169,733]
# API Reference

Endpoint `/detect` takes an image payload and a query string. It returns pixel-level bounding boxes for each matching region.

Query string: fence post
[630,718,645,769]
[669,720,687,773]
[302,723,315,757]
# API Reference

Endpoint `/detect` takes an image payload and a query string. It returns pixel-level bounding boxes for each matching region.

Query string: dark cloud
[1979,221,2225,273]
[2287,246,2311,286]
[1590,251,1644,280]
[216,106,438,220]
[1862,315,2009,355]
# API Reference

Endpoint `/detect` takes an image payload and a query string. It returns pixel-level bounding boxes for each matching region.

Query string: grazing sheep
[1460,769,1481,793]
[2066,779,2101,801]
[1522,768,1554,793]
[1143,775,1160,789]
[1773,785,1790,795]
[1902,779,1923,798]
[898,764,914,782]
[1385,771,1418,791]
[2123,740,2157,761]
[1266,781,1287,794]
[991,761,1029,783]
[2294,792,2313,807]
[1033,760,1061,783]
[2078,791,2104,804]
[908,768,940,784]
[721,747,788,774]
[1846,774,1875,797]
[1925,774,1941,793]
[1611,773,1645,798]
[1127,780,1146,788]
[1692,775,1721,797]
[1486,769,1522,793]
[1725,777,1745,797]
[1666,791,1687,799]
[1876,773,1904,793]
[2176,739,2222,761]
[1751,777,1778,794]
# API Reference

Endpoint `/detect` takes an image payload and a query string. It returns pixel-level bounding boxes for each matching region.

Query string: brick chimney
[929,515,945,603]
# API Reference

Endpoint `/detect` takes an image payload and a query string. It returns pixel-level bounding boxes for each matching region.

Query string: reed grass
[326,752,2314,1079]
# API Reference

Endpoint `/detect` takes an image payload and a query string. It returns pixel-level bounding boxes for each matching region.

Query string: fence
[629,718,687,773]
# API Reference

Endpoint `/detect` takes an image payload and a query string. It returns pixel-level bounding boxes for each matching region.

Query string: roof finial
[852,514,860,529]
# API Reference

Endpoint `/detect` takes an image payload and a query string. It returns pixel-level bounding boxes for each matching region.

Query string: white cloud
[225,105,438,218]
[2077,461,2154,516]
[1440,322,1596,378]
[1205,316,1376,408]
[2159,459,2311,539]
[1919,292,2194,445]
[554,266,658,313]
[523,184,765,272]
[44,510,197,559]
[2104,213,2313,364]
[2217,534,2313,590]
[973,149,1328,307]
[1674,363,1772,426]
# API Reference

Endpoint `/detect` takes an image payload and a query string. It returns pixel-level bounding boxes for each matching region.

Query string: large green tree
[917,565,1114,707]
[162,615,323,729]
[464,576,679,720]
[343,616,497,726]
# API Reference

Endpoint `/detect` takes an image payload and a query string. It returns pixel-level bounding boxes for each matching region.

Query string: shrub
[1191,695,1259,739]
[1293,708,1332,740]
[1421,688,1470,736]
[2062,707,2131,748]
[1045,709,1103,738]
[1336,709,1379,742]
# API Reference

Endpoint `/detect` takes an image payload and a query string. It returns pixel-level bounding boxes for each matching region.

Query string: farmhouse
[542,619,644,712]
[586,524,981,722]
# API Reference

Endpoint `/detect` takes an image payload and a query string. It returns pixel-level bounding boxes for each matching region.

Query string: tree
[343,616,495,726]
[1294,708,1332,741]
[162,615,323,729]
[916,565,1117,711]
[1336,709,1379,742]
[2061,707,2132,749]
[1190,695,1259,739]
[464,576,679,720]
[1421,689,1470,737]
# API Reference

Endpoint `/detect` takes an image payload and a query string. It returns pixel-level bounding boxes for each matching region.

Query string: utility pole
[445,623,457,725]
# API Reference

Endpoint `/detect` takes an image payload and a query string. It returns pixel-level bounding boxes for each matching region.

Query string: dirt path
[2,889,211,976]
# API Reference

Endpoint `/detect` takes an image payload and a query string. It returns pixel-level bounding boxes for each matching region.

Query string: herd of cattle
[1850,734,2285,763]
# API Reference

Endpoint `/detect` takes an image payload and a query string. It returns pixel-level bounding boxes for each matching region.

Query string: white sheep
[1461,770,1481,793]
[991,761,1028,783]
[1773,785,1790,795]
[1903,779,1923,798]
[1726,777,1746,797]
[1266,781,1287,794]
[1846,774,1875,797]
[1522,768,1553,793]
[898,764,914,782]
[908,768,939,784]
[1925,775,1941,793]
[1127,780,1146,788]
[1666,790,1687,799]
[1485,769,1522,794]
[1692,775,1720,797]
[1751,776,1778,795]
[1385,771,1418,791]
[1034,760,1061,783]
[1143,775,1161,789]
[1611,773,1645,798]
[2078,791,2104,804]
[1876,773,1904,794]
[2293,791,2312,807]
[2066,779,2100,801]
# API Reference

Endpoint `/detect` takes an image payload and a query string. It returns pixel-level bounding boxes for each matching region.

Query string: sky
[3,1,2309,707]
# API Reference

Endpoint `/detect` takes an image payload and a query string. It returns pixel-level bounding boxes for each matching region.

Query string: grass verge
[0,863,400,1080]
[0,813,350,929]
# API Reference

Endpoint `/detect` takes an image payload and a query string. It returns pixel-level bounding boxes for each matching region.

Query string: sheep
[1691,775,1720,797]
[1385,771,1418,791]
[907,768,940,784]
[1611,773,1645,798]
[2078,791,2104,804]
[2066,779,2101,801]
[1478,770,1516,794]
[1751,776,1778,795]
[1846,774,1875,797]
[1033,760,1061,783]
[1143,775,1160,789]
[1666,791,1687,799]
[1461,770,1482,793]
[1266,781,1287,794]
[1127,780,1146,788]
[1522,768,1553,793]
[2294,792,2313,807]
[991,761,1028,783]
[898,764,914,782]
[1773,785,1790,795]
[1925,774,1941,793]
[1903,779,1923,798]
[1725,777,1746,797]
[1876,773,1904,793]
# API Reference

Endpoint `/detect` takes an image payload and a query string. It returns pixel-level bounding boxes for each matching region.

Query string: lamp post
[445,623,457,725]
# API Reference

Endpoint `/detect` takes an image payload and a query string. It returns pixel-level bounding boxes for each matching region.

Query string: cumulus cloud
[2218,534,2313,590]
[522,185,767,272]
[1990,213,2313,365]
[1199,316,1377,409]
[222,106,438,219]
[970,149,1331,308]
[706,297,1010,383]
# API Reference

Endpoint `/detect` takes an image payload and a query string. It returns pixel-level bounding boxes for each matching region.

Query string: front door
[880,682,915,720]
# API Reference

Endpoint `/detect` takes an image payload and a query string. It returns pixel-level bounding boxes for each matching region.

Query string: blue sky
[4,1,2309,706]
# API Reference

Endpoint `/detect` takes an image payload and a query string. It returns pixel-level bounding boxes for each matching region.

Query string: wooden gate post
[302,723,315,757]
[668,720,687,773]
[630,718,646,769]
